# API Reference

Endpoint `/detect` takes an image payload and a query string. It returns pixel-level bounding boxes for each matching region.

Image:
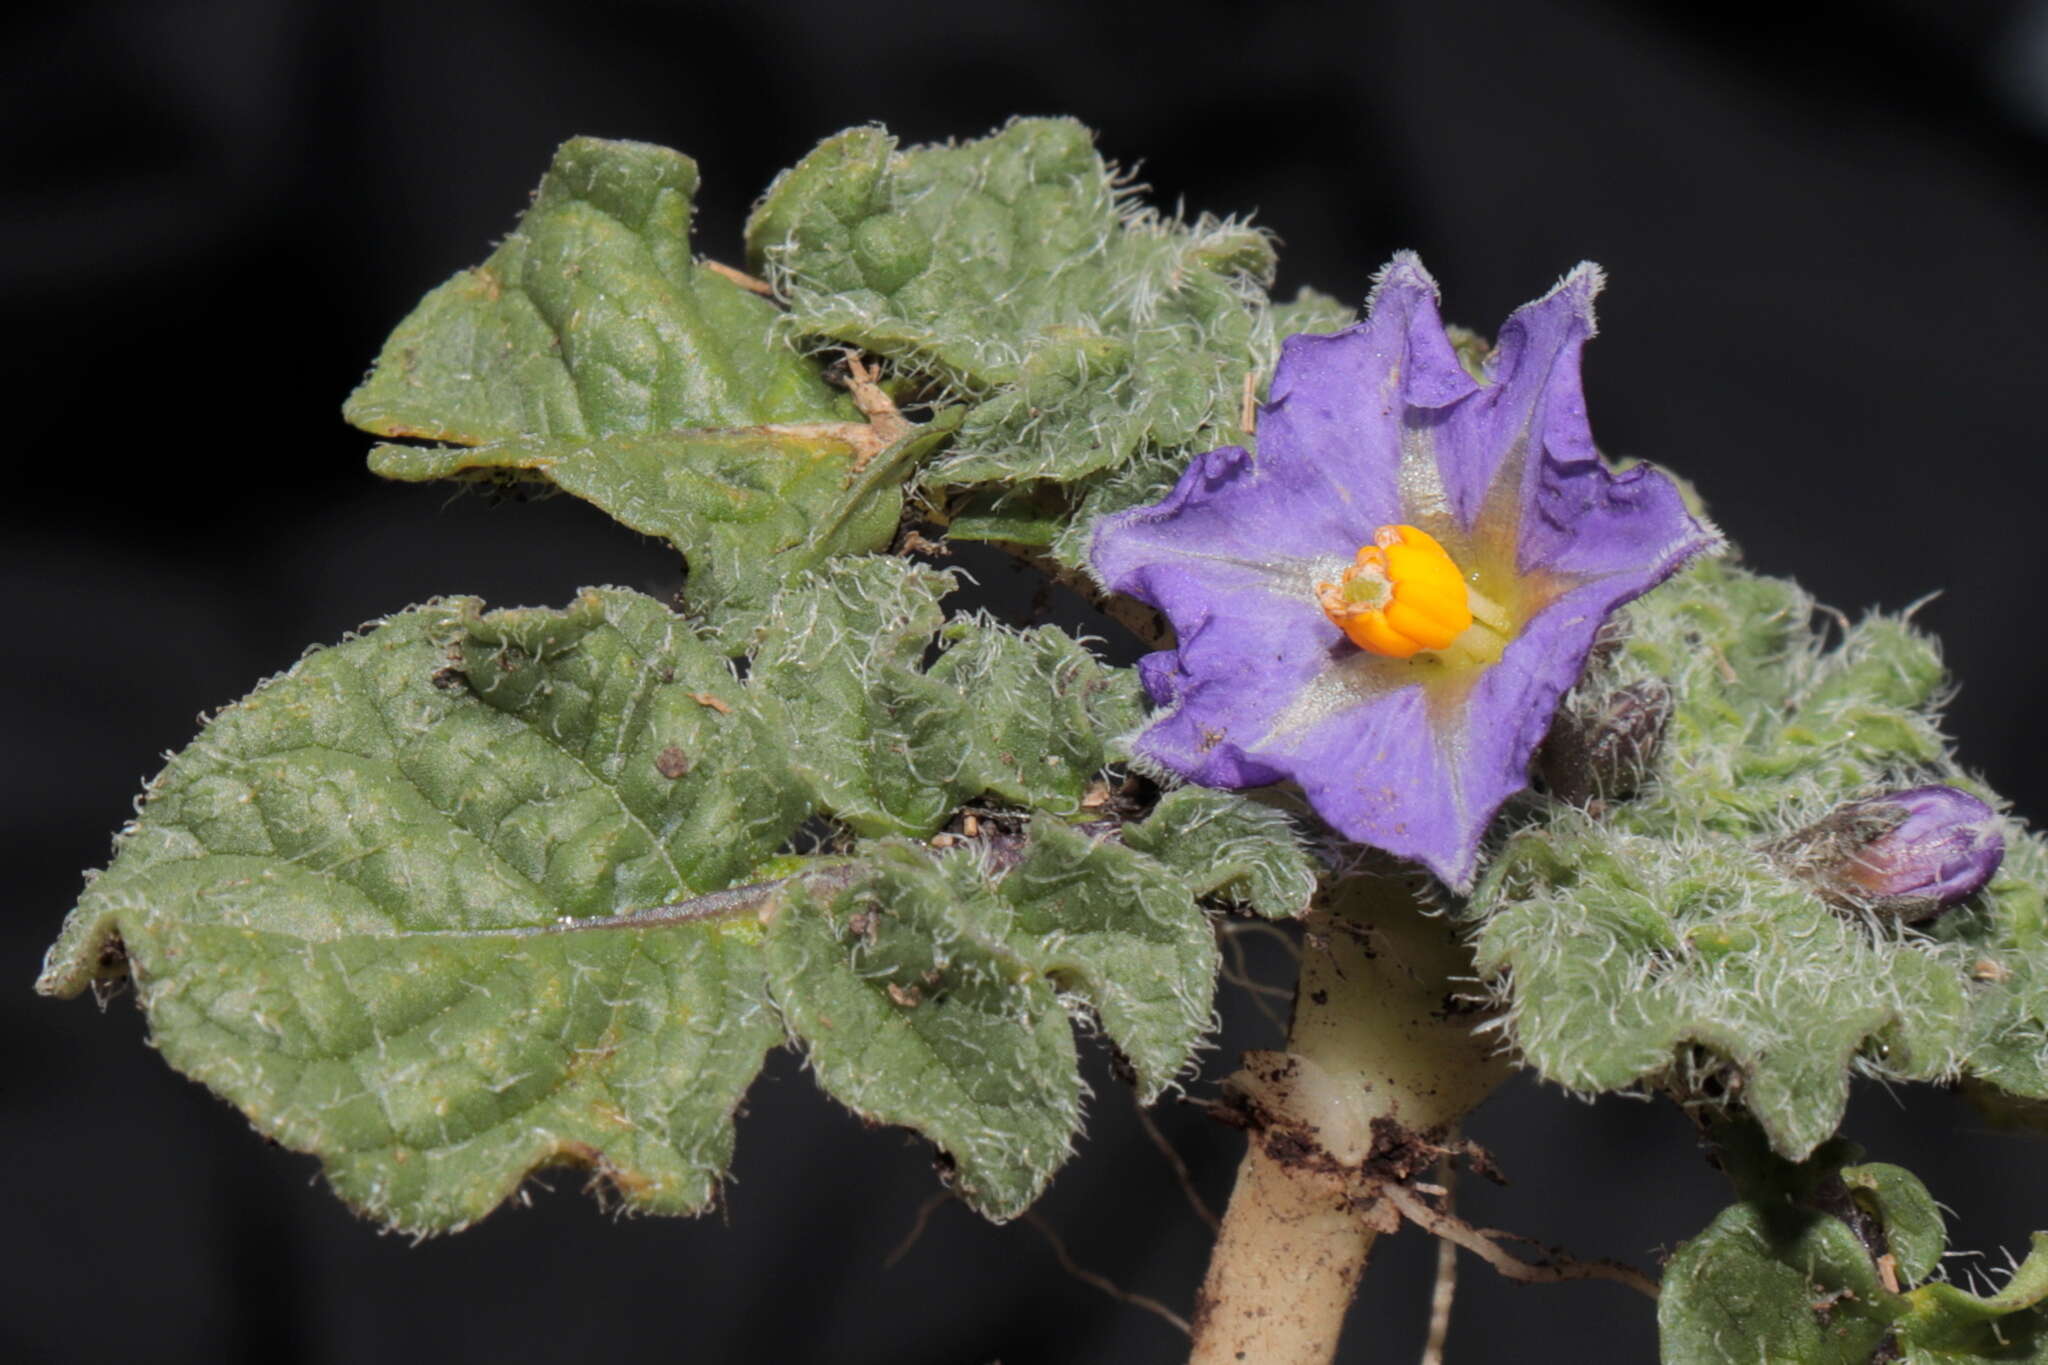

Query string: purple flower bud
[1772,786,2005,923]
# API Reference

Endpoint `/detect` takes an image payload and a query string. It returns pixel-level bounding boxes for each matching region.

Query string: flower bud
[1538,679,1672,809]
[1770,785,2004,923]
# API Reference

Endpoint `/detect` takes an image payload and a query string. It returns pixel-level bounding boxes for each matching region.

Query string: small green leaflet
[348,138,844,444]
[346,136,935,626]
[1660,1140,2048,1363]
[747,118,1336,566]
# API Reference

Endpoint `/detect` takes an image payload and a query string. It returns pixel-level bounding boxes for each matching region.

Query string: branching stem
[1380,1184,1661,1300]
[703,259,774,295]
[1186,875,1513,1365]
[1420,1157,1459,1365]
[406,863,862,939]
[1131,1092,1223,1235]
[1024,1211,1193,1338]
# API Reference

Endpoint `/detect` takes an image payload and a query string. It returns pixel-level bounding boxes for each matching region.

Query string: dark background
[8,1,2048,1361]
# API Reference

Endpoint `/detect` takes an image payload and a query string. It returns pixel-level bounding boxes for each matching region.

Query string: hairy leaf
[347,136,932,619]
[748,557,1140,834]
[765,845,1082,1220]
[749,559,975,836]
[35,600,790,1232]
[40,569,1237,1229]
[927,617,1144,817]
[747,118,1291,541]
[1660,1144,2048,1363]
[996,819,1217,1099]
[1123,786,1319,921]
[1472,560,2048,1159]
[1268,286,1355,338]
[350,138,844,443]
[1659,1201,1893,1364]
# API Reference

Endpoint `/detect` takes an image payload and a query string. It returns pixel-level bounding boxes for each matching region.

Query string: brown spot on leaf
[654,747,691,779]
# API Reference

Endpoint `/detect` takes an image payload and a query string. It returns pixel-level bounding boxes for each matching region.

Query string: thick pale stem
[1188,876,1510,1365]
[1189,1142,1375,1363]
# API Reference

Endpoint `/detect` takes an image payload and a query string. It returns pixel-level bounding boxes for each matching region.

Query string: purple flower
[1772,785,2006,923]
[1091,254,1717,890]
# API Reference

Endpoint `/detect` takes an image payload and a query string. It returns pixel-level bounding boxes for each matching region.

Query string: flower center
[1316,524,1512,665]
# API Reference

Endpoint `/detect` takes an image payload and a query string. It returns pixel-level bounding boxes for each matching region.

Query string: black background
[8,2,2048,1361]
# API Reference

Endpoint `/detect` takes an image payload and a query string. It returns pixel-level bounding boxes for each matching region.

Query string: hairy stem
[1187,876,1511,1365]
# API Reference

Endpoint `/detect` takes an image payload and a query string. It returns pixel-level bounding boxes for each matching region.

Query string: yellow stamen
[1316,524,1509,664]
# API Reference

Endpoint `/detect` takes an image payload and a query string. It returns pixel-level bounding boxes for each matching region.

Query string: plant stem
[1187,875,1511,1365]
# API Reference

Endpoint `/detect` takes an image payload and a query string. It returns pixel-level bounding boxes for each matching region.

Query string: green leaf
[1471,560,2045,1160]
[1895,1236,2048,1357]
[995,819,1217,1100]
[1269,286,1355,338]
[35,598,792,1233]
[41,568,1212,1231]
[346,136,945,618]
[1660,1141,2048,1363]
[449,587,814,892]
[927,618,1144,817]
[367,410,961,634]
[349,137,845,444]
[1123,786,1319,920]
[748,117,1281,495]
[763,815,1241,1213]
[1842,1162,1945,1286]
[748,559,973,837]
[764,842,1082,1220]
[1659,1201,1893,1364]
[1941,828,2048,1108]
[748,556,1139,835]
[942,484,1069,547]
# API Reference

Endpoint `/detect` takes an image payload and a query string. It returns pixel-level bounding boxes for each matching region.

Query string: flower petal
[1524,458,1717,581]
[1128,585,1338,790]
[1253,253,1480,535]
[1267,683,1469,881]
[1385,263,1601,540]
[1091,446,1337,602]
[1258,575,1648,889]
